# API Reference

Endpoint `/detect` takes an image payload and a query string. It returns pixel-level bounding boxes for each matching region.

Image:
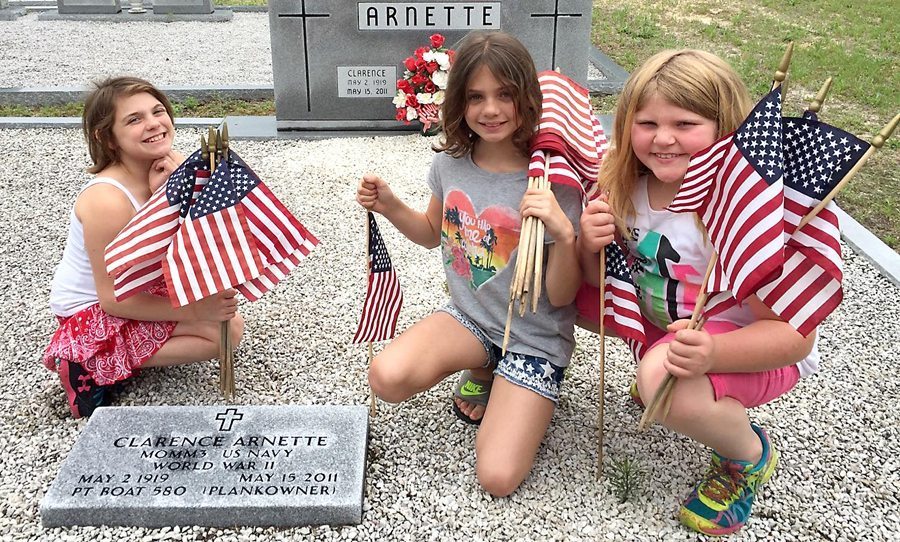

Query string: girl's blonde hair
[600,49,752,235]
[82,76,175,174]
[434,31,541,158]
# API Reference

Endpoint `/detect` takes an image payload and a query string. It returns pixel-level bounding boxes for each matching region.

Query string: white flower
[392,91,408,107]
[416,92,434,105]
[433,52,450,70]
[432,91,445,105]
[432,70,449,90]
[422,51,435,62]
[406,107,418,121]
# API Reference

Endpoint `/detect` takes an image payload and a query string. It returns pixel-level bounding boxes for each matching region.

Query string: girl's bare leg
[143,314,245,368]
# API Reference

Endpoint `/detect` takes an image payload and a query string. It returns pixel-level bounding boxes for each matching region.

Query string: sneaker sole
[678,508,745,536]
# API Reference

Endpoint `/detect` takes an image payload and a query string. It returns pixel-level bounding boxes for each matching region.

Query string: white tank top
[49,178,141,317]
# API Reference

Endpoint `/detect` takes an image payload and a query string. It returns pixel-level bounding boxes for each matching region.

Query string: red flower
[425,61,439,74]
[395,108,407,122]
[405,94,419,107]
[403,56,417,71]
[397,79,414,94]
[415,58,426,71]
[448,50,456,63]
[430,34,445,48]
[410,72,428,87]
[415,46,428,60]
[424,80,436,93]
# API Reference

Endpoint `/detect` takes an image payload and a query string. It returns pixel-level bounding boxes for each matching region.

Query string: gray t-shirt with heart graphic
[427,151,582,368]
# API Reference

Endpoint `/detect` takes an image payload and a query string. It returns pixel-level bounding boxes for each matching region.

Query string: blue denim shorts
[439,305,565,403]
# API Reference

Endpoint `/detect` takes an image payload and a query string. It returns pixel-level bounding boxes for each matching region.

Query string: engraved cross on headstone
[278,0,331,112]
[215,408,244,432]
[530,0,583,70]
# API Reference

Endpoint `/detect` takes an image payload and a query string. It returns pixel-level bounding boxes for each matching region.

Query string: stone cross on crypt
[530,0,582,71]
[277,0,331,113]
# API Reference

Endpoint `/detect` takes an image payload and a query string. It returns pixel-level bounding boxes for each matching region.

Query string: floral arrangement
[394,33,454,134]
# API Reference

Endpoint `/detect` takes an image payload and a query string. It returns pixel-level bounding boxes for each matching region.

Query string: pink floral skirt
[42,282,177,386]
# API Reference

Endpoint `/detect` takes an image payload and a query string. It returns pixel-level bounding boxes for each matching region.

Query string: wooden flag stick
[362,211,378,417]
[797,113,899,231]
[807,77,833,115]
[532,158,551,313]
[595,248,606,479]
[219,122,235,400]
[503,176,538,353]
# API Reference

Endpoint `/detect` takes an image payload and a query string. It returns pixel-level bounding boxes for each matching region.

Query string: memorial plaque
[152,0,214,15]
[56,0,121,14]
[268,0,592,131]
[40,405,369,527]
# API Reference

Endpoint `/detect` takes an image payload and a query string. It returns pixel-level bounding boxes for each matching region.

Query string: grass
[0,98,275,119]
[1,0,896,246]
[607,456,645,503]
[591,0,899,249]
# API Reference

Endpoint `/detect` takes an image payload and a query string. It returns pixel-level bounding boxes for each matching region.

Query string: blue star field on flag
[735,87,784,185]
[782,114,871,199]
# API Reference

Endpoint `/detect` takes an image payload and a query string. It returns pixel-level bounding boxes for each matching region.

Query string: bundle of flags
[527,70,609,201]
[105,148,319,307]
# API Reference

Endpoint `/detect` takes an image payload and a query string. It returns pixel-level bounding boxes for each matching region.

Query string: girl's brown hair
[599,49,751,236]
[434,31,541,158]
[82,76,175,174]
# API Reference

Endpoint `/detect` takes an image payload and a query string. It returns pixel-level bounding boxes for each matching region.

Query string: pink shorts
[576,283,800,408]
[647,321,800,409]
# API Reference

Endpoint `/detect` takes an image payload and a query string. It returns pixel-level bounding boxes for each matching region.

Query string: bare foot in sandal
[452,367,494,424]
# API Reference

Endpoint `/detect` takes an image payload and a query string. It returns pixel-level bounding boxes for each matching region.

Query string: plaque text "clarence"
[358,2,501,30]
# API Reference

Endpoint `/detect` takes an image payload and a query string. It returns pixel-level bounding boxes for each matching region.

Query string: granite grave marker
[152,0,213,15]
[40,405,369,527]
[267,0,592,132]
[56,0,122,14]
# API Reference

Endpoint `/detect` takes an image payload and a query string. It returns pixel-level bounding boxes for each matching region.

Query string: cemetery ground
[0,3,898,541]
[2,129,899,541]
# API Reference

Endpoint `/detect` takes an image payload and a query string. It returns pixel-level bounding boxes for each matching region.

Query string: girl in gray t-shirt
[356,31,582,498]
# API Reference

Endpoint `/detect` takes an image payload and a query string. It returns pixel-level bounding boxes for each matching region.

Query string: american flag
[528,71,609,200]
[602,239,647,360]
[667,88,786,302]
[353,212,403,343]
[105,149,318,306]
[754,114,870,336]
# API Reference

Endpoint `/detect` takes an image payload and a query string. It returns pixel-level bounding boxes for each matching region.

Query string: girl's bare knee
[476,461,525,498]
[367,357,410,403]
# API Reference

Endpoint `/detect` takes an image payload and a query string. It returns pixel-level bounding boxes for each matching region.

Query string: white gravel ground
[0,128,898,541]
[1,11,899,542]
[0,13,273,88]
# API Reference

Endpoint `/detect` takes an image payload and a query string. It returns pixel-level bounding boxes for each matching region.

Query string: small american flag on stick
[353,212,403,343]
[667,87,786,302]
[753,113,870,336]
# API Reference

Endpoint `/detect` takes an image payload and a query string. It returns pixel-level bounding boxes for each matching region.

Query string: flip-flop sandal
[451,370,493,426]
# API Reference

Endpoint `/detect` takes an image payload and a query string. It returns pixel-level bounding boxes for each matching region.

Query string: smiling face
[630,94,718,184]
[109,92,174,163]
[464,64,521,148]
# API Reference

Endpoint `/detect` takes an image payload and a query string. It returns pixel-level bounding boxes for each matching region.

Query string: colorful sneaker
[56,358,110,419]
[679,424,778,536]
[628,380,644,407]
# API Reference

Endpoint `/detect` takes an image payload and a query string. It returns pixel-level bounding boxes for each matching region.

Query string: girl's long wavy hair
[600,49,752,236]
[434,31,541,158]
[82,76,175,174]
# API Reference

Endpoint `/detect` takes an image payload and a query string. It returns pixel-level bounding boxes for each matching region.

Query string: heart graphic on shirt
[441,189,520,289]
